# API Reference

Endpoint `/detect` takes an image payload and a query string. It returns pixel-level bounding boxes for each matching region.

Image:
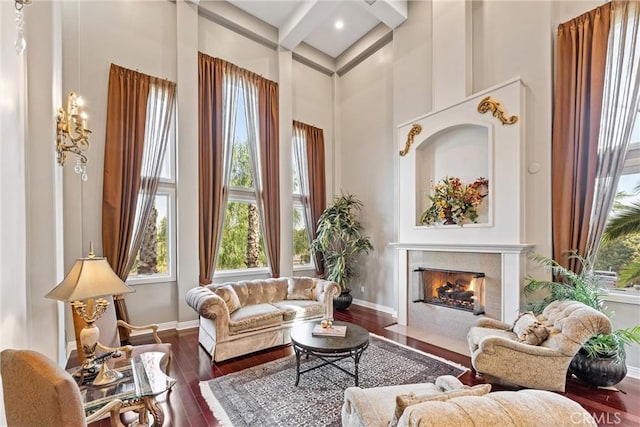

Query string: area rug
[199,334,468,427]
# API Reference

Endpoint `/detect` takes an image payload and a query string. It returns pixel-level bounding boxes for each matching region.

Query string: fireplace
[414,267,485,315]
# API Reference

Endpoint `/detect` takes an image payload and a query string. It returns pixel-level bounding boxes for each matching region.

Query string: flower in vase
[420,176,489,226]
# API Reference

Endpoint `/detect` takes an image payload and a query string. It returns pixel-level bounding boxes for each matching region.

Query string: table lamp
[45,244,134,379]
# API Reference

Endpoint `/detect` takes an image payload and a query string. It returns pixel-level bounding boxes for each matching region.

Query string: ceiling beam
[279,0,341,51]
[358,0,407,29]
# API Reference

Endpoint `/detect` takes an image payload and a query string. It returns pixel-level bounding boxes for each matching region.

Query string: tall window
[216,85,267,272]
[595,109,640,287]
[292,126,312,268]
[128,94,177,284]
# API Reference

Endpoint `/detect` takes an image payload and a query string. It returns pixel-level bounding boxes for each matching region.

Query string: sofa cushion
[215,285,242,314]
[468,326,517,350]
[229,304,284,334]
[271,300,325,322]
[390,384,492,427]
[287,277,317,300]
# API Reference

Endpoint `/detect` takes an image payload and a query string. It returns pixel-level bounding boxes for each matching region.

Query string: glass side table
[70,351,175,427]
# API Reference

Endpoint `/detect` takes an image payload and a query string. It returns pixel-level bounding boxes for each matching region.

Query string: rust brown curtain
[257,78,281,277]
[198,53,225,285]
[551,3,611,273]
[294,120,327,276]
[102,64,151,337]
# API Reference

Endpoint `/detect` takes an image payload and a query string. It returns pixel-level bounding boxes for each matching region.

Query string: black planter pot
[569,348,627,387]
[333,289,353,311]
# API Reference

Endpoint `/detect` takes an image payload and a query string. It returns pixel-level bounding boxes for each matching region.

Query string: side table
[69,351,175,426]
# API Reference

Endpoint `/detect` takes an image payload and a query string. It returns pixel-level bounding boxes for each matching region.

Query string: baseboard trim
[626,365,640,379]
[351,298,397,318]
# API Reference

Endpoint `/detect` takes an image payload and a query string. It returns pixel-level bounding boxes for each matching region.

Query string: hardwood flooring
[91,305,640,427]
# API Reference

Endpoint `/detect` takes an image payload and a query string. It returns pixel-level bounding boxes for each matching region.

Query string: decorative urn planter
[333,289,353,311]
[569,349,627,387]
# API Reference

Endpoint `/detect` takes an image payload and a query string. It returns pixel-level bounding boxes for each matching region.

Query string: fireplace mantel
[391,242,534,254]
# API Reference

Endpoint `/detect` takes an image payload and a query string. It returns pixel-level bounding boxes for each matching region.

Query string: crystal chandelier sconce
[14,0,31,55]
[56,92,91,181]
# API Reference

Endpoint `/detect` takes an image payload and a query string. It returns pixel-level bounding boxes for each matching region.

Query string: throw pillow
[512,311,538,337]
[388,384,491,427]
[519,322,550,345]
[287,277,316,300]
[214,285,242,314]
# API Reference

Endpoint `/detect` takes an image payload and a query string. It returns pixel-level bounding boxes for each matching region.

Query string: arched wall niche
[414,122,493,227]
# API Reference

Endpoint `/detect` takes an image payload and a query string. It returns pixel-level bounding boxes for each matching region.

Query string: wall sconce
[56,91,91,181]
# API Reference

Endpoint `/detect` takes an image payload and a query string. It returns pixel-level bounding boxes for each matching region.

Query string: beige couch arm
[476,317,512,330]
[313,279,340,320]
[185,286,230,336]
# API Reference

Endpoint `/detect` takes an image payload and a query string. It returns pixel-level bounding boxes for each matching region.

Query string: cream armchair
[467,300,612,392]
[1,349,125,427]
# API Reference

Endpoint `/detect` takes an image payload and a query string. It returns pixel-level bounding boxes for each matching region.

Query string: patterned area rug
[200,334,467,427]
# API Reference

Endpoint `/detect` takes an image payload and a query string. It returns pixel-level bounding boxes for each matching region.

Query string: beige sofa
[186,277,339,361]
[341,375,597,427]
[467,300,612,392]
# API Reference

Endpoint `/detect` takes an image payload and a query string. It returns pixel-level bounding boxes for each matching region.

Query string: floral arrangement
[420,176,489,226]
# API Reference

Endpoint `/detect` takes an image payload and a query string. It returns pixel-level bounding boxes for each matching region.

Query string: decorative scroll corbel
[477,96,518,125]
[399,124,423,157]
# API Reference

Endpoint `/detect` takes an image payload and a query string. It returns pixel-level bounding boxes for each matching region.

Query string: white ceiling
[225,0,407,58]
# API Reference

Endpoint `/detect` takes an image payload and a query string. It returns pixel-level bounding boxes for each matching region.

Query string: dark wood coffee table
[290,321,369,386]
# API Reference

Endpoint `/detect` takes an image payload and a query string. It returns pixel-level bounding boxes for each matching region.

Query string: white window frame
[126,112,177,286]
[213,188,271,278]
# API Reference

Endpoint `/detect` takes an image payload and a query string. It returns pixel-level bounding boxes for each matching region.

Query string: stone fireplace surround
[393,243,533,351]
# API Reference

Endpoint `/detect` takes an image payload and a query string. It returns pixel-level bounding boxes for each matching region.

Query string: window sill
[213,268,271,282]
[126,276,175,286]
[601,287,640,306]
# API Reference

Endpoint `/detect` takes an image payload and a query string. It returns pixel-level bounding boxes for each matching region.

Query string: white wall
[292,61,335,201]
[61,0,178,330]
[338,42,395,307]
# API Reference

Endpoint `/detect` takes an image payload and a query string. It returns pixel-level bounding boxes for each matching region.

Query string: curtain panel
[198,53,225,285]
[257,78,281,277]
[293,120,327,276]
[102,64,176,337]
[586,0,640,261]
[551,3,611,273]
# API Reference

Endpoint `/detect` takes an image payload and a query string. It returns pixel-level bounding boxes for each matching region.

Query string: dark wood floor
[92,305,640,427]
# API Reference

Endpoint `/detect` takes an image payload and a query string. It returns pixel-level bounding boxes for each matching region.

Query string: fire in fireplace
[414,267,485,315]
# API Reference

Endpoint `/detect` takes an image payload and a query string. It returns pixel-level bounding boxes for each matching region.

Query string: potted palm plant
[311,193,373,310]
[523,253,640,387]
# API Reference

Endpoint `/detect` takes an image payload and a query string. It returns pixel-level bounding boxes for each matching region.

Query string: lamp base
[93,362,123,386]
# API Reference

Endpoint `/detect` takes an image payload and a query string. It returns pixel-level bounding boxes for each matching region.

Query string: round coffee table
[290,321,369,386]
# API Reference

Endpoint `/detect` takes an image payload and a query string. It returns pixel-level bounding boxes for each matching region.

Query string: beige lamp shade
[46,255,134,302]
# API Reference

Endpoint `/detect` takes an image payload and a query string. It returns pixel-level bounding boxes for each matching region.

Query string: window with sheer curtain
[292,124,313,270]
[589,1,640,291]
[127,81,177,284]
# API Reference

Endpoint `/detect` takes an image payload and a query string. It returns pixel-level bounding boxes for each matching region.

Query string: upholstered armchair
[1,349,125,427]
[467,300,612,392]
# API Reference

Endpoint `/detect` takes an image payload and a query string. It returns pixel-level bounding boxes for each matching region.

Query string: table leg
[294,345,303,386]
[143,396,165,427]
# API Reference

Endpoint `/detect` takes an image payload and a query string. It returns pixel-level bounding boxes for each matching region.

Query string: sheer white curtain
[587,0,640,260]
[292,124,316,269]
[210,65,242,268]
[240,76,273,270]
[127,79,176,272]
